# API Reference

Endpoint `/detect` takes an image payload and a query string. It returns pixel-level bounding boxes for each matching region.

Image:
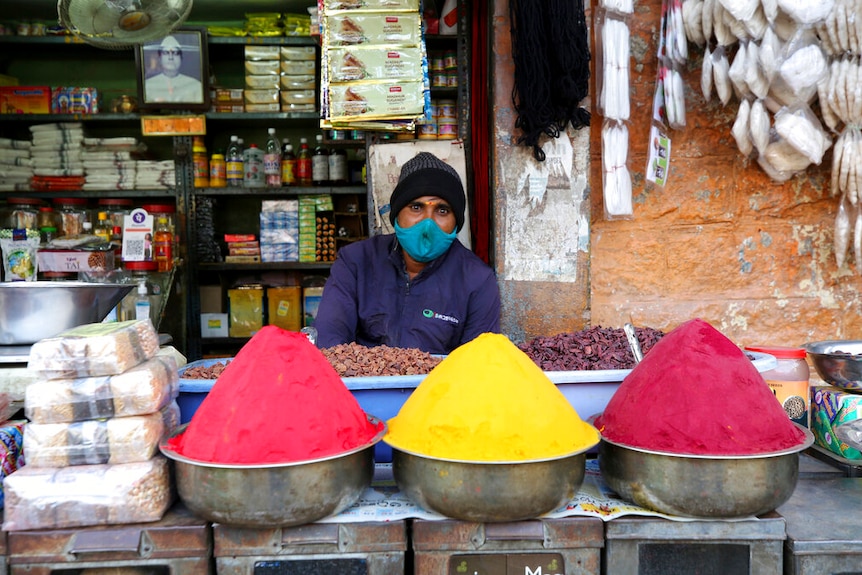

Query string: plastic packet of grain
[3,456,173,531]
[25,354,177,424]
[23,401,180,468]
[28,319,160,380]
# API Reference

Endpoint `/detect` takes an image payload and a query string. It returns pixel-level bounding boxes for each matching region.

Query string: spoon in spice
[623,322,643,364]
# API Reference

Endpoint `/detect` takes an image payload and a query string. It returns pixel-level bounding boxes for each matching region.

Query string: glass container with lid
[53,197,90,237]
[97,198,134,232]
[4,197,43,230]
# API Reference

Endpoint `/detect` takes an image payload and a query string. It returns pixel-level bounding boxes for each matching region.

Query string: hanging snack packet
[0,229,40,281]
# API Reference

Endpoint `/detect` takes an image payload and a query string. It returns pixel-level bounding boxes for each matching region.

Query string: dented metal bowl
[0,281,133,344]
[392,436,599,523]
[599,425,814,518]
[804,340,862,391]
[160,416,386,528]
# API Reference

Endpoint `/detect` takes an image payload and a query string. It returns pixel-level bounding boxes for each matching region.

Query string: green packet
[0,228,40,282]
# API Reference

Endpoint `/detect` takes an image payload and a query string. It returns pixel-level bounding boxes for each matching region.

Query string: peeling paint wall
[492,0,861,347]
[492,1,593,343]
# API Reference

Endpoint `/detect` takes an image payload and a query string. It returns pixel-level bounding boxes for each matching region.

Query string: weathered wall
[492,5,593,344]
[493,0,861,347]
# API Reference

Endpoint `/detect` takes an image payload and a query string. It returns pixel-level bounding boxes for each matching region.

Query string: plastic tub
[177,352,777,463]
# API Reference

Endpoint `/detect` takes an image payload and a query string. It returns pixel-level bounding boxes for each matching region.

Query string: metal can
[443,49,457,70]
[437,120,458,140]
[432,72,448,88]
[417,121,438,139]
[446,71,459,88]
[437,99,457,119]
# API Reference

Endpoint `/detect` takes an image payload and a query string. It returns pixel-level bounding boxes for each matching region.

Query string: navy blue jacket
[315,234,501,354]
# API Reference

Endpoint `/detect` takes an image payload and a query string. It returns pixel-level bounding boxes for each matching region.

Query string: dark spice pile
[321,342,442,377]
[519,326,665,371]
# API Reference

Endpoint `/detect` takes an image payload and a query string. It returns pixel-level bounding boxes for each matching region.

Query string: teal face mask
[394,219,457,263]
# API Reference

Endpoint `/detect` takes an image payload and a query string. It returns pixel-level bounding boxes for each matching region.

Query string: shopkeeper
[315,152,501,354]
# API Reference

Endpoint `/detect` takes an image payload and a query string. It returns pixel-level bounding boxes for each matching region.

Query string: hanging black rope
[509,0,591,161]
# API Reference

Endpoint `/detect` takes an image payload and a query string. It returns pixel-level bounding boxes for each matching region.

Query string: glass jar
[4,197,43,230]
[97,198,134,233]
[745,345,810,427]
[53,197,90,237]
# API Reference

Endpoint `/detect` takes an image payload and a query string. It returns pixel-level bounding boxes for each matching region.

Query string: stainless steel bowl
[804,340,862,391]
[392,439,598,523]
[599,426,814,518]
[0,281,134,344]
[160,416,387,528]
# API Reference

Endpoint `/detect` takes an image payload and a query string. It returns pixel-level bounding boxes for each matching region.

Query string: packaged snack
[3,457,173,531]
[28,319,160,379]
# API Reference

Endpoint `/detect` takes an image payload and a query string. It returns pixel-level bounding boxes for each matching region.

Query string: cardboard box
[0,86,51,114]
[37,249,115,273]
[199,285,223,314]
[200,313,229,338]
[811,385,862,460]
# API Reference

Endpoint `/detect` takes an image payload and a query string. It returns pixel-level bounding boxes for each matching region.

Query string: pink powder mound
[595,318,806,456]
[167,326,383,464]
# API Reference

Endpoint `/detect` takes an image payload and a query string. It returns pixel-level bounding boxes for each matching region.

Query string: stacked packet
[135,159,177,190]
[0,136,33,192]
[3,319,179,531]
[82,136,143,191]
[29,122,87,191]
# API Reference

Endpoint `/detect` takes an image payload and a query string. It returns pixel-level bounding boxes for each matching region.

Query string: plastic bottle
[243,143,265,188]
[328,144,348,185]
[312,134,330,186]
[263,127,283,188]
[744,345,811,427]
[296,137,312,186]
[134,281,151,322]
[95,211,112,242]
[440,0,458,34]
[226,135,243,187]
[210,152,227,187]
[154,216,173,272]
[192,136,209,188]
[281,140,297,187]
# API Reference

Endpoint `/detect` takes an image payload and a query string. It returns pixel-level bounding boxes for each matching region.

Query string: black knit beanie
[389,152,466,232]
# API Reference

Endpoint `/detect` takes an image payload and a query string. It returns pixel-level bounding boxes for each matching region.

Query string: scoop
[623,322,643,364]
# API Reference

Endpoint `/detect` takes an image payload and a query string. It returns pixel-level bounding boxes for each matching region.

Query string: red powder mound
[595,318,806,456]
[167,326,383,464]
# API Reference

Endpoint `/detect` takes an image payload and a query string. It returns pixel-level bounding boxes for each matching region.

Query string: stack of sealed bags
[29,122,87,191]
[0,136,33,192]
[82,136,144,191]
[135,159,176,190]
[4,319,179,531]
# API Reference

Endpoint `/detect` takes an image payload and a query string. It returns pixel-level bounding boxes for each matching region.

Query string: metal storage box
[778,478,862,574]
[603,514,785,575]
[411,517,603,574]
[7,503,212,574]
[213,521,407,574]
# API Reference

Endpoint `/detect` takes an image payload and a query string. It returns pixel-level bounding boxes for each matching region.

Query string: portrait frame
[136,27,210,111]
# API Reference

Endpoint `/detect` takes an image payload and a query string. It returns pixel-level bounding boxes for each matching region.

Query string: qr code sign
[122,238,145,260]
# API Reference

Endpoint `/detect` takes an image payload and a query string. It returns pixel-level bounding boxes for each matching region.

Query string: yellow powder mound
[384,333,599,461]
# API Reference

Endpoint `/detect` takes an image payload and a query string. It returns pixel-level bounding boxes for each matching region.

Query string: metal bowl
[159,416,387,528]
[599,425,814,518]
[803,340,862,391]
[0,281,134,344]
[392,438,599,523]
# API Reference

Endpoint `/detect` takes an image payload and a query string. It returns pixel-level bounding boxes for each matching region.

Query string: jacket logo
[422,308,459,325]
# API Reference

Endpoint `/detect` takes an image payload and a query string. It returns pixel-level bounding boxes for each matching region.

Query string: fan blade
[59,0,193,49]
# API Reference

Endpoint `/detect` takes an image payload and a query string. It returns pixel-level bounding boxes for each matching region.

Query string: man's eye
[437,206,451,214]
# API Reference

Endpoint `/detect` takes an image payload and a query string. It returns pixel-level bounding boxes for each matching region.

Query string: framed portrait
[136,27,210,111]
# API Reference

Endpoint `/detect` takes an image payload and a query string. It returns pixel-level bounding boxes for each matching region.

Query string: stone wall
[493,0,860,347]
